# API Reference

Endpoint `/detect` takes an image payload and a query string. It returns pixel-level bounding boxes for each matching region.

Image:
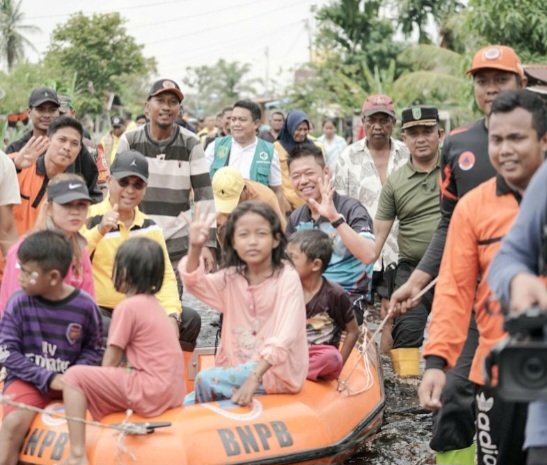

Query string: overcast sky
[19,0,329,93]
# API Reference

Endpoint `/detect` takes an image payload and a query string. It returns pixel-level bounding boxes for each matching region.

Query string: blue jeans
[184,362,266,404]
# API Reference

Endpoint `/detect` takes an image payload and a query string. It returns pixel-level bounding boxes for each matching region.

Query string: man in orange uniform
[418,90,547,465]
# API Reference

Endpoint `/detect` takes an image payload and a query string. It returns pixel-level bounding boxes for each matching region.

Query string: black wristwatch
[330,216,346,229]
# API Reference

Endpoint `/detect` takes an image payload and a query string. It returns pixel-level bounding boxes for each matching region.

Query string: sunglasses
[117,178,147,190]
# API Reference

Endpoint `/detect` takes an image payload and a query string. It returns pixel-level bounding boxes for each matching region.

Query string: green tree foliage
[394,0,464,45]
[316,0,401,72]
[183,59,259,116]
[288,0,404,118]
[44,12,154,115]
[0,0,40,71]
[0,61,49,112]
[466,0,547,63]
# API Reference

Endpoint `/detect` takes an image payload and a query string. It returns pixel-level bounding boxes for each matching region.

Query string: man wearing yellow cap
[212,167,286,246]
[391,45,527,465]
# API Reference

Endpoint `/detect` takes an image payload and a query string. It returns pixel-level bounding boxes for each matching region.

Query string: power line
[128,0,265,30]
[149,19,303,63]
[25,0,193,21]
[144,1,303,46]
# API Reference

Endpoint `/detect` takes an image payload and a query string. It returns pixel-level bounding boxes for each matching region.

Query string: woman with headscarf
[274,110,323,213]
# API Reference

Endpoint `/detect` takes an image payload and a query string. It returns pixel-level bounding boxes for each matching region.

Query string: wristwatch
[330,215,346,229]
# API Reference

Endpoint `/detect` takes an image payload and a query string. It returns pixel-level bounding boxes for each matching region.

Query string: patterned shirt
[306,278,355,347]
[333,137,409,271]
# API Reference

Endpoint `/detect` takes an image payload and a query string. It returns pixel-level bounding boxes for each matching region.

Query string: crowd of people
[0,43,545,465]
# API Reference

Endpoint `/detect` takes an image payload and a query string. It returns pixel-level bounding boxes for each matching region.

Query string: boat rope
[0,393,148,435]
[0,393,146,463]
[336,313,380,396]
[337,277,439,396]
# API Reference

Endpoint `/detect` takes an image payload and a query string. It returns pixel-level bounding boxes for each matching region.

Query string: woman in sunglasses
[0,173,95,315]
[82,150,183,347]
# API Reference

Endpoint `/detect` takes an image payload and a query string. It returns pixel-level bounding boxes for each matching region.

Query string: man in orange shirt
[418,90,546,465]
[13,116,84,235]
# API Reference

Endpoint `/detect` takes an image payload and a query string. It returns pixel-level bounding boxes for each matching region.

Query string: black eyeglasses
[117,178,147,190]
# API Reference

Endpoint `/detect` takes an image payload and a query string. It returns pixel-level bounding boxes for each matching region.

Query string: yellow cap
[212,167,245,214]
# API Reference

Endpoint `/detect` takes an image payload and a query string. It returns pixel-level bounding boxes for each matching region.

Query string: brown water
[186,295,435,465]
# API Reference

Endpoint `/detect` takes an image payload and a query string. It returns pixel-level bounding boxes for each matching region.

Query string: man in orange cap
[390,45,527,464]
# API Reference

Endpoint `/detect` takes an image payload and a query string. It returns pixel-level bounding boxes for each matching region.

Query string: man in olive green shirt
[374,106,443,376]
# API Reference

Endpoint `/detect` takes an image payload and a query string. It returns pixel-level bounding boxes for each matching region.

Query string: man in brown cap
[333,93,409,325]
[118,79,216,349]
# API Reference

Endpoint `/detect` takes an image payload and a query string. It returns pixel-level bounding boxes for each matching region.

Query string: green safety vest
[210,136,274,186]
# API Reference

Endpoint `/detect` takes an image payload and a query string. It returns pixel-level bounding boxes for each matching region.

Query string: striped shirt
[118,124,216,262]
[0,289,103,393]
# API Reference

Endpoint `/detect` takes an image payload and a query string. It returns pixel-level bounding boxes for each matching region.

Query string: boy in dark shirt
[0,231,102,465]
[287,229,360,381]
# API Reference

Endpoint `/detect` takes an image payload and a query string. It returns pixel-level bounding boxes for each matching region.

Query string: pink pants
[307,344,343,381]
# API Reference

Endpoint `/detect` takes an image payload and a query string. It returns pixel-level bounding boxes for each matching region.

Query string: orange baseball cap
[466,45,524,77]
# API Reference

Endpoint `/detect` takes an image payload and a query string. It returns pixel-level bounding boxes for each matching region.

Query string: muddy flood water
[186,294,435,465]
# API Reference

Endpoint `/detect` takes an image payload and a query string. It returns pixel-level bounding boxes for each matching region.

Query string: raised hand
[307,175,339,222]
[98,203,119,235]
[182,205,216,250]
[14,136,49,170]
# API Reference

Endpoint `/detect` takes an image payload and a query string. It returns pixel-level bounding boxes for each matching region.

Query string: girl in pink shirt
[62,237,184,465]
[0,174,95,314]
[180,201,308,406]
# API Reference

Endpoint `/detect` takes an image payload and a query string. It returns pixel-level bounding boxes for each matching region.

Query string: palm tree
[0,0,40,71]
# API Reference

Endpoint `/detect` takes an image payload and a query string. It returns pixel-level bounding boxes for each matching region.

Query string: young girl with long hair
[0,173,95,314]
[180,201,308,406]
[62,237,185,465]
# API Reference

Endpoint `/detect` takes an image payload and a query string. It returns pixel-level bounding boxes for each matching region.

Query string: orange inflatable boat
[1,342,384,465]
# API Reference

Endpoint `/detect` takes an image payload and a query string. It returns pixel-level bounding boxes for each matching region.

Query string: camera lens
[520,356,547,388]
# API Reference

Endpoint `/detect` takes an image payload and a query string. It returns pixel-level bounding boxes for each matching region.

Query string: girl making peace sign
[179,201,308,406]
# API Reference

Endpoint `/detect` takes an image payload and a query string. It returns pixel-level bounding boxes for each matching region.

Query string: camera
[485,306,547,402]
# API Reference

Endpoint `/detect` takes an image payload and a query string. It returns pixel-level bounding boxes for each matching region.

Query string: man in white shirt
[0,151,20,286]
[206,100,285,212]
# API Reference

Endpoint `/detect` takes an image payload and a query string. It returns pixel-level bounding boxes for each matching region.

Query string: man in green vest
[205,100,286,213]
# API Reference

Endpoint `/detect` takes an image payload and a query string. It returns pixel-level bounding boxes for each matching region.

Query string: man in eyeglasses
[81,150,195,350]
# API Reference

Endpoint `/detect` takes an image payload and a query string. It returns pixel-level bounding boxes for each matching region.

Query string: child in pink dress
[62,237,184,465]
[180,201,308,406]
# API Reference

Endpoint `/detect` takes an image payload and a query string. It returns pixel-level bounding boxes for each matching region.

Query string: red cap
[467,45,524,77]
[361,94,396,118]
[148,79,184,102]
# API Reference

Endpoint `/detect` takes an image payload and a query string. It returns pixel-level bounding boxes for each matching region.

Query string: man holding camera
[418,90,546,465]
[488,159,547,465]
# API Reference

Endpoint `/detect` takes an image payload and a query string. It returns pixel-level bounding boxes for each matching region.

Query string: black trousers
[474,385,528,465]
[391,261,433,349]
[430,312,479,452]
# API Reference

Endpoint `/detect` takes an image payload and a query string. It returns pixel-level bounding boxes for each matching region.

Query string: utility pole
[264,46,270,96]
[308,4,317,63]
